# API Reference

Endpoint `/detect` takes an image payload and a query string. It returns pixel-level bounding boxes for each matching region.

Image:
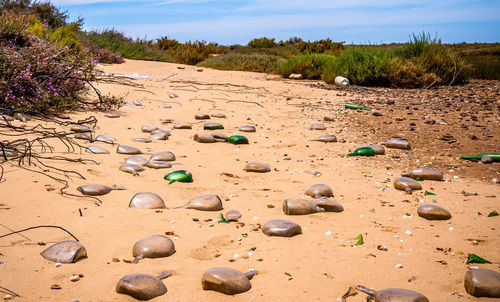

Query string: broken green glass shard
[425,190,436,196]
[354,234,364,246]
[164,170,192,184]
[466,253,491,264]
[488,210,499,217]
[218,213,229,224]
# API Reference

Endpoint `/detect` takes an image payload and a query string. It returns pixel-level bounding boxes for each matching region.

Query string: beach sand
[0,59,498,301]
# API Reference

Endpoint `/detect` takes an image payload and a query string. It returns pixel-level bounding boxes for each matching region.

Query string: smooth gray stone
[417,204,451,220]
[244,162,270,173]
[169,93,178,98]
[131,235,175,263]
[125,155,149,166]
[239,125,256,132]
[211,113,226,118]
[141,125,158,133]
[117,145,142,155]
[226,210,242,222]
[149,133,168,140]
[262,219,302,237]
[311,134,337,143]
[464,269,500,298]
[481,156,493,164]
[40,241,87,263]
[195,113,210,120]
[86,145,109,154]
[159,104,172,109]
[151,129,171,136]
[74,133,92,141]
[283,198,324,215]
[95,134,117,144]
[133,138,152,143]
[116,273,168,300]
[129,192,166,209]
[371,110,384,116]
[194,133,216,143]
[305,184,333,198]
[70,125,91,133]
[133,100,143,106]
[180,195,223,211]
[212,133,229,141]
[202,268,256,295]
[173,123,192,129]
[309,123,326,130]
[356,285,429,302]
[394,177,422,193]
[146,161,172,169]
[289,73,303,79]
[119,163,145,176]
[150,151,175,162]
[121,103,136,108]
[313,199,344,212]
[104,113,121,118]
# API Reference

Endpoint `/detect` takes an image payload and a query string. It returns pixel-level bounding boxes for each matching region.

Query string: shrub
[298,38,343,55]
[80,29,173,62]
[0,34,91,113]
[198,53,285,73]
[322,47,392,86]
[248,37,276,48]
[0,0,68,29]
[172,40,220,65]
[49,22,81,51]
[277,54,336,79]
[156,36,180,50]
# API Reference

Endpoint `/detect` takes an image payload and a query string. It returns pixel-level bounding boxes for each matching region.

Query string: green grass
[198,53,285,73]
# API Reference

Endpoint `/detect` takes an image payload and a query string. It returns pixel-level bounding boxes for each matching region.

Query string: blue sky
[51,0,500,45]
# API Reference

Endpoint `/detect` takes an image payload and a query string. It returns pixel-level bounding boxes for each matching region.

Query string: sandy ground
[0,59,499,302]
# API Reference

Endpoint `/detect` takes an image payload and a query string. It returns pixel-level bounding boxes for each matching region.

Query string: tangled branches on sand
[0,114,104,204]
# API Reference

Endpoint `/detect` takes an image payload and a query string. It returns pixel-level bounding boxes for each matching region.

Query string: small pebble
[70,275,80,282]
[55,263,63,267]
[395,264,404,269]
[50,284,61,290]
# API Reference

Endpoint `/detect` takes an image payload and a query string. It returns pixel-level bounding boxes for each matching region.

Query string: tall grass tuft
[198,53,285,73]
[322,48,392,86]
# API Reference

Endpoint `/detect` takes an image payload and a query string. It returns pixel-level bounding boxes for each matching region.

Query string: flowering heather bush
[0,34,94,113]
[89,47,125,64]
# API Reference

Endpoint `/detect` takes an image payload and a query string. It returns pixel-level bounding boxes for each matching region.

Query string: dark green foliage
[248,37,277,48]
[298,38,344,55]
[198,53,285,73]
[0,0,68,29]
[156,36,180,50]
[277,54,336,79]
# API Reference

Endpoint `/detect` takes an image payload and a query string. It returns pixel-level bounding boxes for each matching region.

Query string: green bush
[49,22,81,51]
[322,47,392,86]
[277,54,336,79]
[80,29,173,62]
[172,41,220,65]
[298,38,343,55]
[248,37,276,48]
[198,53,285,73]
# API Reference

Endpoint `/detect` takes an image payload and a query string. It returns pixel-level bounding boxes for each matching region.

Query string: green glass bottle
[460,153,500,162]
[164,170,193,184]
[228,135,249,145]
[348,146,376,157]
[345,104,372,111]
